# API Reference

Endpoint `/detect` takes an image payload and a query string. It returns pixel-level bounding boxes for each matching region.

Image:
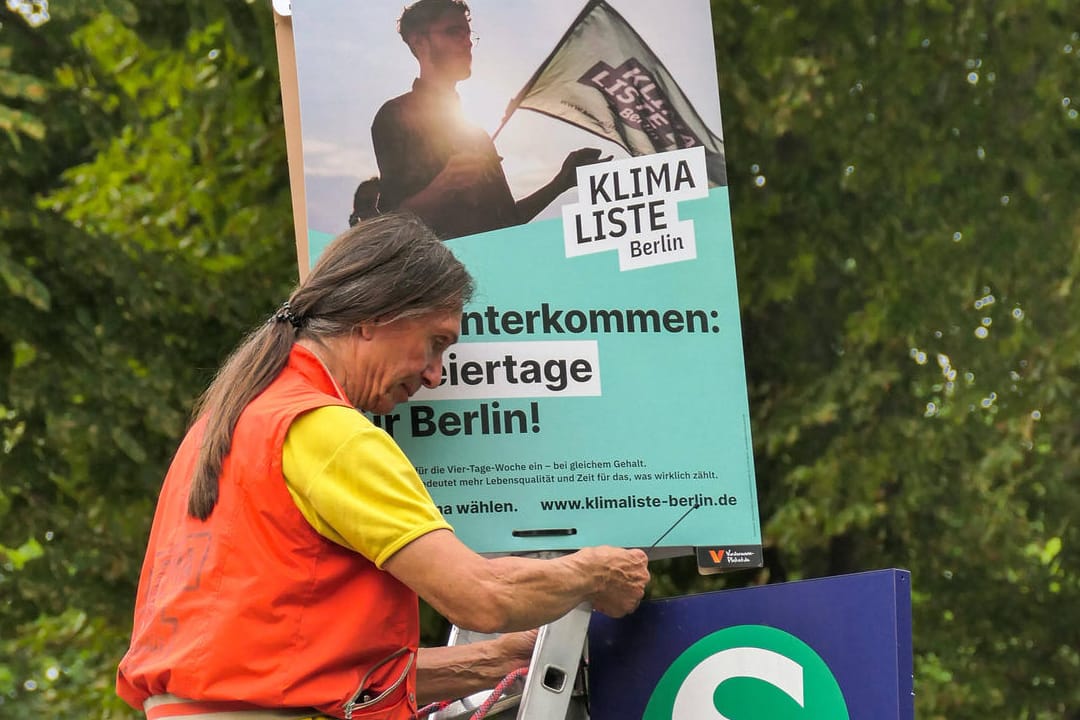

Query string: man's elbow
[449,610,506,635]
[440,586,515,634]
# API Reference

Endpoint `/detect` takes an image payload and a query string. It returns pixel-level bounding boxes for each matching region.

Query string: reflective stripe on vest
[144,693,317,719]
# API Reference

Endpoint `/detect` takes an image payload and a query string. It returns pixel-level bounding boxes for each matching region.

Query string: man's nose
[421,355,443,388]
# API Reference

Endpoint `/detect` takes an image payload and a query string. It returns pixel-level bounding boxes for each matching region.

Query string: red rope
[414,699,452,719]
[412,666,528,720]
[470,666,528,720]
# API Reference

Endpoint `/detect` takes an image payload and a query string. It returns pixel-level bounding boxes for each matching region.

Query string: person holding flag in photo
[372,0,605,241]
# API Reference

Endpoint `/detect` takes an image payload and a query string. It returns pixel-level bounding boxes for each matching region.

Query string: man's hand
[557,147,612,191]
[516,147,612,223]
[575,546,650,617]
[490,629,537,669]
[415,630,537,704]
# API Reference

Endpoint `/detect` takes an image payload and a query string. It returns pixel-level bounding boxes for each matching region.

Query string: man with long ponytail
[117,214,649,720]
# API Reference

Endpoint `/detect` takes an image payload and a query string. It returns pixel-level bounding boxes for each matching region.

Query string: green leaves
[0,246,50,310]
[1,537,43,570]
[0,2,292,716]
[0,0,1075,718]
[0,43,47,145]
[713,0,1080,716]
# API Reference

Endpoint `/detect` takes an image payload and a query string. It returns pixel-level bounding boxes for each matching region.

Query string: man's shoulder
[373,89,420,127]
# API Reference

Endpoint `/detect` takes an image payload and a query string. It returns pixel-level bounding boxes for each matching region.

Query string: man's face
[345,309,461,415]
[417,10,473,81]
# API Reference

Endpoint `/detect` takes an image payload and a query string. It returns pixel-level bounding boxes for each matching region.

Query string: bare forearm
[460,552,601,632]
[416,641,527,705]
[384,531,648,635]
[397,182,454,225]
[516,148,605,222]
[515,177,569,224]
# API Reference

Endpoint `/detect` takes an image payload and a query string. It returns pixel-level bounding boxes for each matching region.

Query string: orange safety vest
[117,345,419,719]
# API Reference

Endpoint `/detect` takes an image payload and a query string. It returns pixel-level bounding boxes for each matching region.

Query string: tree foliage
[0,2,294,716]
[0,0,1077,718]
[709,0,1080,717]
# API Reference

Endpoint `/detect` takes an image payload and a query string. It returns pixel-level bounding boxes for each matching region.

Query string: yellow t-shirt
[282,404,451,568]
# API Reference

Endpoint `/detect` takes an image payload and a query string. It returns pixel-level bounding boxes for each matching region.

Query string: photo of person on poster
[292,0,728,258]
[371,0,606,241]
[347,176,381,227]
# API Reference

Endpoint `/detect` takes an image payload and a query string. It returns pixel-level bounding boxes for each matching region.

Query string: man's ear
[356,323,377,341]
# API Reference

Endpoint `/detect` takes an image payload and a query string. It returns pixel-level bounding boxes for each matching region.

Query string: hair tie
[270,301,304,329]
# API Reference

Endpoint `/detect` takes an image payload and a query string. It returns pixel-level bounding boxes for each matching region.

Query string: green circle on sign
[644,624,849,720]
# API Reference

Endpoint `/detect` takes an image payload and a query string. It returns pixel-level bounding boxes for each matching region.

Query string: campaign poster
[289,0,761,555]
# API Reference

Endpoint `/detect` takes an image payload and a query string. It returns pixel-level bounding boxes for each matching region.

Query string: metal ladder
[431,602,592,720]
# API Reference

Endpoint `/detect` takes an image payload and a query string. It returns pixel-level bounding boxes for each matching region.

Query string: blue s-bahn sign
[588,569,913,719]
